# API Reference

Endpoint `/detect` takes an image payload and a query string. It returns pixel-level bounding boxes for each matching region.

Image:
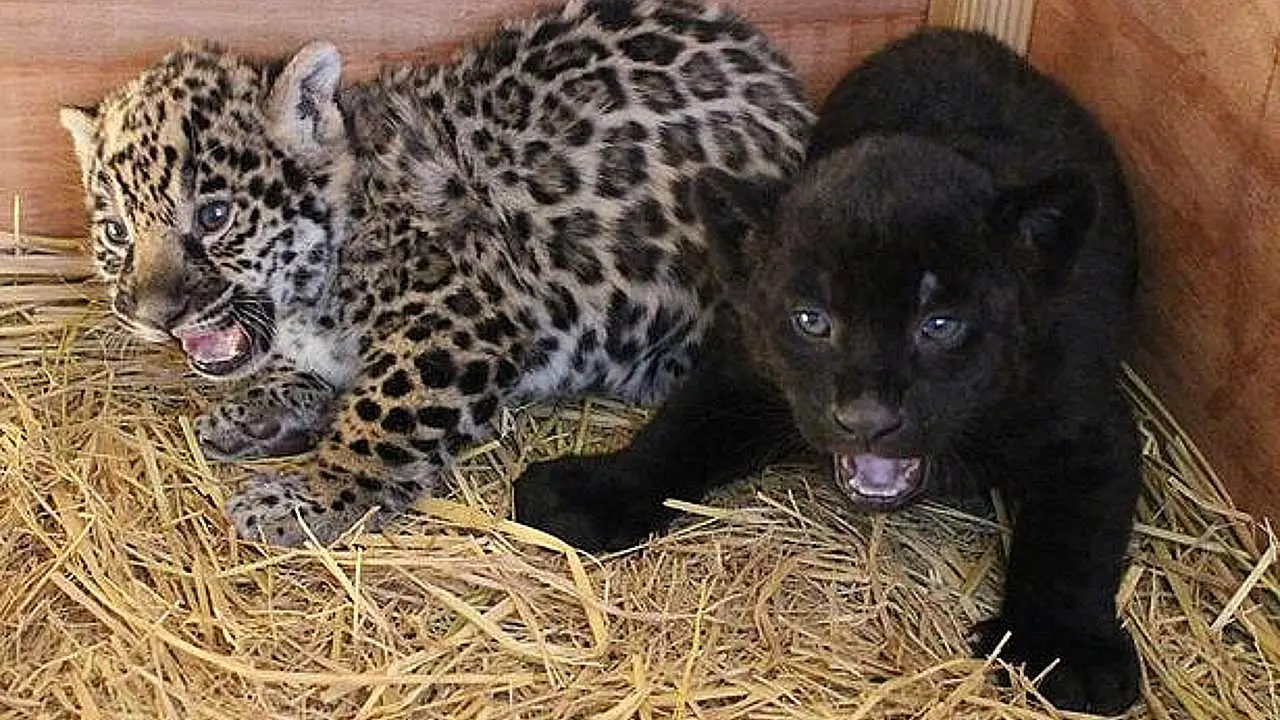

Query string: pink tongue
[177,326,248,364]
[850,454,918,498]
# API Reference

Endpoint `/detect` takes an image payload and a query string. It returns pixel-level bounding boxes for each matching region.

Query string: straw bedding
[1,223,1277,719]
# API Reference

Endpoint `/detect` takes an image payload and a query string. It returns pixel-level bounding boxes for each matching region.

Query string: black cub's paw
[514,455,669,553]
[972,616,1140,715]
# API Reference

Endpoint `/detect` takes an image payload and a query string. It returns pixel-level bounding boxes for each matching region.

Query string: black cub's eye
[195,200,233,234]
[101,219,128,243]
[919,315,968,344]
[791,308,832,338]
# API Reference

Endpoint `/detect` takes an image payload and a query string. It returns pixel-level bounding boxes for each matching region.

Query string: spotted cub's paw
[972,614,1140,715]
[514,454,670,553]
[225,474,364,547]
[196,397,325,461]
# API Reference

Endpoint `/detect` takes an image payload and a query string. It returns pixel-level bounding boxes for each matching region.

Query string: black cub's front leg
[514,453,670,552]
[973,390,1142,715]
[515,320,795,551]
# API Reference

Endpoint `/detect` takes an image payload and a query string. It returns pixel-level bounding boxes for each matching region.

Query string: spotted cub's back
[336,0,813,404]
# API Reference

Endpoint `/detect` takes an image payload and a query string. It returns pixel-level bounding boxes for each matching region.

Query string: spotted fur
[62,0,812,545]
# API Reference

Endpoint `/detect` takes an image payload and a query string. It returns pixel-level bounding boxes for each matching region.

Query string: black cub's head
[696,136,1096,508]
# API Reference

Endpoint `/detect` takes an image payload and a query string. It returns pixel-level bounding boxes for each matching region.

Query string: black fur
[516,28,1141,714]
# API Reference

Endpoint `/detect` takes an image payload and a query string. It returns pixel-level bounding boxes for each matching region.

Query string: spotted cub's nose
[113,285,188,332]
[832,396,903,443]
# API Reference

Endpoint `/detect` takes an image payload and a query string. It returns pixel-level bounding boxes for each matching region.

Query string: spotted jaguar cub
[61,0,811,545]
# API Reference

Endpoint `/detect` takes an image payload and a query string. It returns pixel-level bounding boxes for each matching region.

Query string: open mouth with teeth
[172,323,254,376]
[833,453,929,510]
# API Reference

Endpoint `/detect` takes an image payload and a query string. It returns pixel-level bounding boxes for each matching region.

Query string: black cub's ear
[692,168,781,292]
[993,170,1097,289]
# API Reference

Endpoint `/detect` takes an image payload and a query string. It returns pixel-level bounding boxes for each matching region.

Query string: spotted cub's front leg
[195,367,337,460]
[224,337,516,545]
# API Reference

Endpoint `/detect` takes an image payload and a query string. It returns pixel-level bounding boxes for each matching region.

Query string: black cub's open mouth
[173,323,254,376]
[832,453,929,510]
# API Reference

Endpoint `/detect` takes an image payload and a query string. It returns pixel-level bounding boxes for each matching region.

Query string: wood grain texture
[0,0,926,237]
[929,0,1035,53]
[1031,0,1280,520]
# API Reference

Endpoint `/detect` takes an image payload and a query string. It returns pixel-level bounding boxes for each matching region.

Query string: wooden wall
[0,0,926,238]
[1030,0,1280,521]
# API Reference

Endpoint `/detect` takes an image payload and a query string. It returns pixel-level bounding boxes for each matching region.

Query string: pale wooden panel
[928,0,1035,53]
[1031,0,1280,520]
[0,0,927,238]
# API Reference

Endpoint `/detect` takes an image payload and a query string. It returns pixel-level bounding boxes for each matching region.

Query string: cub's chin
[831,453,931,510]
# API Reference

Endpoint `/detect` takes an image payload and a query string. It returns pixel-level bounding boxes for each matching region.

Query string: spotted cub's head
[697,136,1097,509]
[61,41,352,378]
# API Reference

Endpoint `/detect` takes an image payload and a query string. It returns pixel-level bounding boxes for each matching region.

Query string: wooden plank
[927,0,960,26]
[927,0,1035,53]
[1031,0,1280,521]
[0,0,927,238]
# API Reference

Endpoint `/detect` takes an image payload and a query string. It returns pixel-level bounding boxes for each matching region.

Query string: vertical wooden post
[928,0,1036,54]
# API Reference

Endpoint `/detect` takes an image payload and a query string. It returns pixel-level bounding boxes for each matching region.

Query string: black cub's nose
[833,396,902,442]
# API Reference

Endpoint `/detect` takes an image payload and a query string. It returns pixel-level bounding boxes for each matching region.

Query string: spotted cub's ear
[993,170,1097,289]
[267,41,345,158]
[59,106,99,178]
[692,168,781,295]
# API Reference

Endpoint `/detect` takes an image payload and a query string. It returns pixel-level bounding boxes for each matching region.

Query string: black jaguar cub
[516,28,1141,714]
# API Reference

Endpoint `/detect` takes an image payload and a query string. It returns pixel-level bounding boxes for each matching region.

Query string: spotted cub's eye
[919,315,968,344]
[101,219,128,243]
[791,308,832,338]
[195,200,233,234]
